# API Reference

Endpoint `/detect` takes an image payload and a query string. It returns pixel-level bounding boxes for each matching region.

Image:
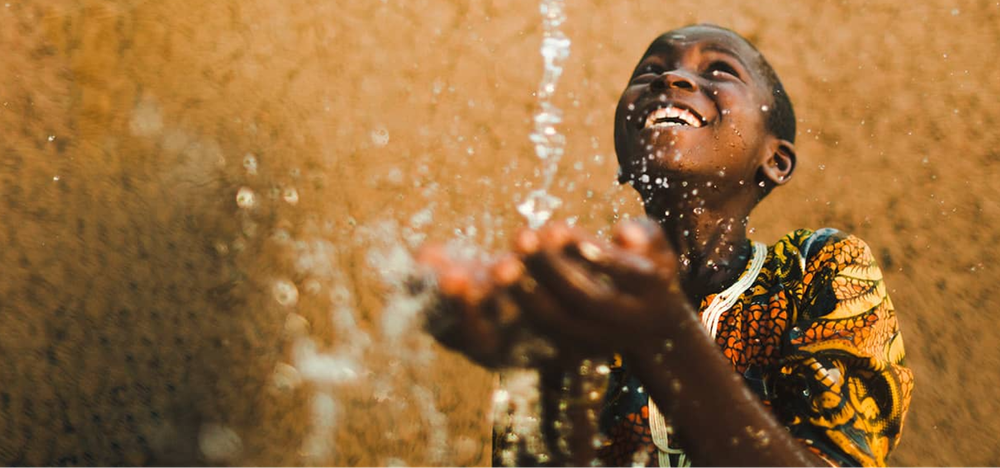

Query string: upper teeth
[644,106,703,129]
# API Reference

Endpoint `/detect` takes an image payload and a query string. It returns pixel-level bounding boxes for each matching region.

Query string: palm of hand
[418,220,688,367]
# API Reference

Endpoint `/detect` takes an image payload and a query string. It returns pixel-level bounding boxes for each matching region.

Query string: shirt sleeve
[773,229,914,467]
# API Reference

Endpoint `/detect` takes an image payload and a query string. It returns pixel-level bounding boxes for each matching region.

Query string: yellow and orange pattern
[597,228,913,467]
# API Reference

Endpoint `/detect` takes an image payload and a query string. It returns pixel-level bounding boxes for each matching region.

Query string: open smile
[639,103,707,130]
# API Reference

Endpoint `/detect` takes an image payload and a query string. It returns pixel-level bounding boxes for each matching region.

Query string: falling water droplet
[272,363,303,391]
[199,424,243,463]
[283,187,299,205]
[243,154,258,175]
[236,187,256,209]
[273,280,299,307]
[371,126,390,147]
[284,313,310,336]
[518,190,563,229]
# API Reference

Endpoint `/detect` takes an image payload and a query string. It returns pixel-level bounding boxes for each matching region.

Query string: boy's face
[614,26,781,199]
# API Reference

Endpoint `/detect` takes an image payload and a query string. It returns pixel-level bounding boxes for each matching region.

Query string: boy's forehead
[643,26,760,66]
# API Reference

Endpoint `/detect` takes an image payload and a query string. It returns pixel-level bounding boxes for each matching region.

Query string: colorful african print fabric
[597,228,913,467]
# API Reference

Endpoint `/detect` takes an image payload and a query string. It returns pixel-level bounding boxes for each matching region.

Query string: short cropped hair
[753,46,796,144]
[721,25,796,143]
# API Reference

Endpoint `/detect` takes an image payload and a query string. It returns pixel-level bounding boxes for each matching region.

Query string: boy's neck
[647,199,755,302]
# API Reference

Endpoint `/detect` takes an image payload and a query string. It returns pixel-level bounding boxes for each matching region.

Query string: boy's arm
[510,221,827,467]
[625,305,827,466]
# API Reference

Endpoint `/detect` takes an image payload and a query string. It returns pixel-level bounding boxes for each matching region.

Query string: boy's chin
[621,143,712,172]
[632,127,712,154]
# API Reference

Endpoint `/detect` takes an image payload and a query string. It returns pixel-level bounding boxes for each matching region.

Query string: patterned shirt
[597,228,913,467]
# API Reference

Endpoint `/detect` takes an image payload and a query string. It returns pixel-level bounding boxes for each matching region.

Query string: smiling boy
[420,24,912,467]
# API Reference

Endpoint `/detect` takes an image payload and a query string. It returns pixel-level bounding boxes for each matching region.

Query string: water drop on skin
[760,105,769,112]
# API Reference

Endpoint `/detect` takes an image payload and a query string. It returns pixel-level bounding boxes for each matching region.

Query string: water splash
[517,0,571,228]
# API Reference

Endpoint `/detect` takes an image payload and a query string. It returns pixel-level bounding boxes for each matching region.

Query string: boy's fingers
[514,229,541,255]
[509,277,609,348]
[438,264,474,298]
[612,220,652,253]
[415,243,451,269]
[612,218,675,254]
[515,221,582,256]
[564,239,659,290]
[491,255,524,287]
[439,259,504,305]
[538,221,574,249]
[492,289,522,327]
[523,250,620,321]
[612,219,681,276]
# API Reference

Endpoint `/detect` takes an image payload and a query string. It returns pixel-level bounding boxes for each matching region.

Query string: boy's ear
[760,138,796,186]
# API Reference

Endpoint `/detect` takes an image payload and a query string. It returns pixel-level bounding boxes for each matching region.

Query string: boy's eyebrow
[700,44,752,72]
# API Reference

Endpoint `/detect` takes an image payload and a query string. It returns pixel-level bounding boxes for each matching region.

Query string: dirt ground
[1,0,999,466]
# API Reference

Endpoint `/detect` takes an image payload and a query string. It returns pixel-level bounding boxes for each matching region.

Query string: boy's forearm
[626,309,827,467]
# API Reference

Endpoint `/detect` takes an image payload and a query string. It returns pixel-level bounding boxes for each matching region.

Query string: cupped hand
[414,244,532,368]
[509,219,693,357]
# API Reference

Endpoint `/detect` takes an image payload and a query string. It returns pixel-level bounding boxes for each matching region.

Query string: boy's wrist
[621,303,702,369]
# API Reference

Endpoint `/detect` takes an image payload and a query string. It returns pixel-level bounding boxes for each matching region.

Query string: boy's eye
[706,61,740,79]
[630,72,660,84]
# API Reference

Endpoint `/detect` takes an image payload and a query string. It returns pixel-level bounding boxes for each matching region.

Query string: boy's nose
[651,71,698,92]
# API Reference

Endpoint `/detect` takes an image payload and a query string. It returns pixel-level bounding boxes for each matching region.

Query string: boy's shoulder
[772,227,880,274]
